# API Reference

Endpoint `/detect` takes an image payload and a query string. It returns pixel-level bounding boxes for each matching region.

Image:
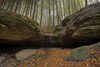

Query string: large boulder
[61,2,100,46]
[0,9,40,44]
[67,42,100,61]
[62,13,75,26]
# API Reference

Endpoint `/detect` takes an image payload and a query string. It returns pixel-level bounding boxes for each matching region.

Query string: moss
[0,9,39,32]
[68,46,91,61]
[53,24,63,38]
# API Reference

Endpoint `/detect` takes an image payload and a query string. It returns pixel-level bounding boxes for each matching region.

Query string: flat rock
[15,49,36,61]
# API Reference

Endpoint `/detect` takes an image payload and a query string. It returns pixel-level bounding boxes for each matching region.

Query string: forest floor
[0,45,100,67]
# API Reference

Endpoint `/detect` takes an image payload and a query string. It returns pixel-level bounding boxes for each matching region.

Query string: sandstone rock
[67,42,100,61]
[15,49,36,61]
[61,2,100,46]
[62,13,75,26]
[72,25,100,39]
[0,9,40,44]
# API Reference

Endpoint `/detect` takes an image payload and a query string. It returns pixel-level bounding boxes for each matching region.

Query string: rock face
[62,13,75,26]
[0,9,40,44]
[61,2,100,46]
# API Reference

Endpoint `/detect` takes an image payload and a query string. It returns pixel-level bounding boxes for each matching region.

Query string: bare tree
[85,0,88,6]
[52,0,55,26]
[40,0,44,27]
[32,0,37,20]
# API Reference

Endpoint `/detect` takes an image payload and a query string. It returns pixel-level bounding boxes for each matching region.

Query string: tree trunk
[67,0,71,15]
[40,0,44,27]
[63,0,65,17]
[32,0,37,20]
[14,0,20,12]
[85,0,88,6]
[8,0,15,11]
[35,4,38,21]
[55,0,61,24]
[2,0,6,8]
[48,0,51,28]
[52,0,55,26]
[0,0,4,9]
[25,0,30,16]
[29,0,33,18]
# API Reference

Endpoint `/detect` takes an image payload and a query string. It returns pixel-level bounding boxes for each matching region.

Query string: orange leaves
[16,48,100,67]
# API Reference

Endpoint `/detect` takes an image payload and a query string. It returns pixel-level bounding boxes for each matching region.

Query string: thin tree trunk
[55,0,61,24]
[2,0,6,8]
[0,0,4,9]
[8,0,15,11]
[67,0,71,15]
[40,0,44,27]
[25,0,30,16]
[32,0,37,20]
[14,0,20,12]
[52,0,55,26]
[71,0,75,13]
[48,0,51,28]
[62,0,65,17]
[74,0,78,12]
[35,3,38,21]
[85,0,88,6]
[23,0,28,15]
[29,0,33,18]
[77,0,81,10]
[6,0,12,11]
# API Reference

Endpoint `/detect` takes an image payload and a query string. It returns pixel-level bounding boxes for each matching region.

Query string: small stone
[15,49,36,61]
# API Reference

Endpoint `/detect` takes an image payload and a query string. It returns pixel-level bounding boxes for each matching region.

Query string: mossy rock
[62,13,76,26]
[53,24,63,37]
[72,25,100,39]
[67,42,100,61]
[61,2,100,45]
[0,9,40,44]
[67,46,91,61]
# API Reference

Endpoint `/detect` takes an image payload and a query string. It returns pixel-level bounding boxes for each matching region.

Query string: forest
[0,0,100,32]
[0,0,100,67]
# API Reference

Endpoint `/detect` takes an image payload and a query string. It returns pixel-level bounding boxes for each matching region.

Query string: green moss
[53,24,63,39]
[69,46,91,61]
[0,9,39,32]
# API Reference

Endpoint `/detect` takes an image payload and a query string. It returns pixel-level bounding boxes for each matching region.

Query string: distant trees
[0,0,99,28]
